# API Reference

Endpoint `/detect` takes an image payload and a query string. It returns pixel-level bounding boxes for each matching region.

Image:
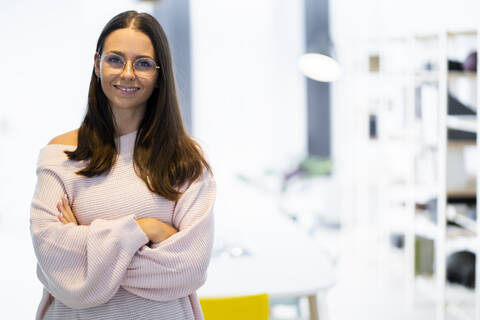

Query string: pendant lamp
[298,53,341,82]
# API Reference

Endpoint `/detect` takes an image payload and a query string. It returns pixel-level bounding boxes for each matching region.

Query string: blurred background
[0,0,479,319]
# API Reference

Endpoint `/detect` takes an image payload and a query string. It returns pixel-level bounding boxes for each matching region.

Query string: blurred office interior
[0,0,479,319]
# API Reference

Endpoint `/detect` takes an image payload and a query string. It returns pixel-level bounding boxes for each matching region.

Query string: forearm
[136,218,178,243]
[31,169,149,308]
[121,170,216,301]
[121,207,214,300]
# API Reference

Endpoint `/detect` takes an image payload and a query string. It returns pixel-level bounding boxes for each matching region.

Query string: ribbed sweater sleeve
[120,170,216,301]
[30,165,150,309]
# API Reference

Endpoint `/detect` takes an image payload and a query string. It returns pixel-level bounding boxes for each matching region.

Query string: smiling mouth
[113,85,140,92]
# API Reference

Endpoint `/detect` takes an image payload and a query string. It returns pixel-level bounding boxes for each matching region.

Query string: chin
[110,99,147,110]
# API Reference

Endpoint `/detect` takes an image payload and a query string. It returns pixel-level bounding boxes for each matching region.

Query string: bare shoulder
[48,129,79,146]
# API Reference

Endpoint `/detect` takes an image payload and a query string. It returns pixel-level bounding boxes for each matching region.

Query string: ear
[94,52,100,78]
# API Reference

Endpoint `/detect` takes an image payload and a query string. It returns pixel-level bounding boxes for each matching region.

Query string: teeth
[116,86,138,92]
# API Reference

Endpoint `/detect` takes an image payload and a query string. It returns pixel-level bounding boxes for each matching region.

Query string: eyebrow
[106,50,154,60]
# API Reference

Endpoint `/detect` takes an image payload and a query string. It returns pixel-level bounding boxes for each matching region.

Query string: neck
[111,103,146,137]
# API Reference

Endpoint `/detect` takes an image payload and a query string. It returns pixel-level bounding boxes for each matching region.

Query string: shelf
[381,134,438,149]
[447,30,477,37]
[447,189,477,198]
[386,184,437,203]
[413,213,477,255]
[414,213,438,239]
[445,233,477,255]
[448,71,477,79]
[368,30,478,42]
[409,186,475,201]
[447,115,477,133]
[385,184,475,204]
[414,33,439,41]
[415,71,477,84]
[414,30,477,41]
[415,71,439,84]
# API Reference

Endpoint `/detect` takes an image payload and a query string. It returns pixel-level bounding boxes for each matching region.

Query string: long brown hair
[65,10,212,202]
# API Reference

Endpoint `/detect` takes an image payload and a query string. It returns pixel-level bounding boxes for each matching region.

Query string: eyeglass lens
[102,53,157,75]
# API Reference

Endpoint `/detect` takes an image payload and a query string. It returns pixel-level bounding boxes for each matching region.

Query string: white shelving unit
[372,27,479,320]
[413,29,478,320]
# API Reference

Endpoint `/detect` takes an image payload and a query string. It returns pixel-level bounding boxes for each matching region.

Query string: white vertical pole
[435,29,448,320]
[405,33,416,309]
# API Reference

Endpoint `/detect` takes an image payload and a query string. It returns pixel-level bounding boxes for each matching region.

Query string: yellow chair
[199,293,269,320]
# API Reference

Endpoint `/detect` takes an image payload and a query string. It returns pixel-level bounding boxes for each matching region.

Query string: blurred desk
[198,240,336,320]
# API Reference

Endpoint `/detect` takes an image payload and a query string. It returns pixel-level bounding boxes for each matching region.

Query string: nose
[120,60,136,80]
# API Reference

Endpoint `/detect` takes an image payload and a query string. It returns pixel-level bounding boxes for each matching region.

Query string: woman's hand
[55,193,177,243]
[57,194,78,225]
[136,217,178,243]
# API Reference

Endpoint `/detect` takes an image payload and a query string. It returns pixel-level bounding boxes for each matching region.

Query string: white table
[198,222,336,319]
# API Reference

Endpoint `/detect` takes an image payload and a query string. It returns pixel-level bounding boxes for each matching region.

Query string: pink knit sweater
[29,130,216,319]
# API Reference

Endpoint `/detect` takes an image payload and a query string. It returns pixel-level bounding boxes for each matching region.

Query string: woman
[30,10,216,320]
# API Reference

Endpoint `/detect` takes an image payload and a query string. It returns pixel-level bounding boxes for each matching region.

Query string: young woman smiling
[30,10,216,320]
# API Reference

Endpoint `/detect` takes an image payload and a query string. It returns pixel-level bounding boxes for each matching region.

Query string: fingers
[57,194,78,225]
[57,211,68,224]
[61,195,75,221]
[56,200,68,224]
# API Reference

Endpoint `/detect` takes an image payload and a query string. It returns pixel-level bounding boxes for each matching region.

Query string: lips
[113,85,140,92]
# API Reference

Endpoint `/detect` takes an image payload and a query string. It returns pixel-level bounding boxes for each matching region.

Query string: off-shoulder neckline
[40,130,138,156]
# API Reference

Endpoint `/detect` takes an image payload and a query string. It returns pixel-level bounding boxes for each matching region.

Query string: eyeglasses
[99,52,160,78]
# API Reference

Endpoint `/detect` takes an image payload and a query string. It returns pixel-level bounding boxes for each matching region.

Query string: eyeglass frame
[97,51,160,77]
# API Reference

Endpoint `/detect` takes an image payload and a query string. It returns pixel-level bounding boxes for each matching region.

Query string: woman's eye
[108,57,122,63]
[137,60,153,67]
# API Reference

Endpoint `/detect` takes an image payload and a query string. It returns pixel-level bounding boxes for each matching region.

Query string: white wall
[190,0,307,224]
